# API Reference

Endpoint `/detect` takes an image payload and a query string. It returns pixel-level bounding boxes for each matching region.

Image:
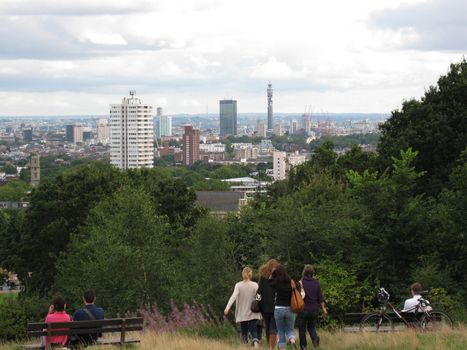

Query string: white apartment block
[273,151,287,181]
[273,151,306,181]
[231,142,254,150]
[110,92,154,170]
[199,143,225,153]
[288,151,307,167]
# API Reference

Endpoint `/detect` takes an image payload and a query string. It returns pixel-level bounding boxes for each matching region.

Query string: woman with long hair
[257,259,279,349]
[271,265,298,350]
[224,267,261,347]
[297,264,327,349]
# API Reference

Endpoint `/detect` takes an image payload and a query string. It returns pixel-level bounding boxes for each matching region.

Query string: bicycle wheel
[360,313,394,332]
[420,310,453,330]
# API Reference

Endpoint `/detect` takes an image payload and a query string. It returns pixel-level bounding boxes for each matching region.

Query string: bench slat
[27,317,142,331]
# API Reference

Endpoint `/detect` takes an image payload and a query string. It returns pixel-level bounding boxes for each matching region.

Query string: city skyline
[0,0,465,116]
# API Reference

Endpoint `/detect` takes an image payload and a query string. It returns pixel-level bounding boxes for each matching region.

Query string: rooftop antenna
[129,90,136,97]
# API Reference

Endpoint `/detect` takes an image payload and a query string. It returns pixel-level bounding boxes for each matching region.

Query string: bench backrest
[343,312,420,324]
[27,317,143,344]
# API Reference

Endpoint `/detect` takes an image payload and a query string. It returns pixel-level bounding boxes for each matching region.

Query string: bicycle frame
[378,288,431,328]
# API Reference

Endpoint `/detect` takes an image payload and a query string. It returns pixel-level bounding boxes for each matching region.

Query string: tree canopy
[378,59,467,194]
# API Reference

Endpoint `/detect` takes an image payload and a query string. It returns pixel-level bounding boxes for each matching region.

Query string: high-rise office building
[22,128,33,142]
[219,99,237,137]
[159,115,172,137]
[267,82,273,130]
[302,114,311,134]
[289,119,297,134]
[183,125,200,166]
[97,119,110,144]
[66,125,74,142]
[110,91,154,169]
[155,107,172,138]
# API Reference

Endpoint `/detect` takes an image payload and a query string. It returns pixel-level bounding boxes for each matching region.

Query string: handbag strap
[82,307,96,320]
[291,279,296,290]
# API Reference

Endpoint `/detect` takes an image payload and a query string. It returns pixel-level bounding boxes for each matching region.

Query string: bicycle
[359,287,453,332]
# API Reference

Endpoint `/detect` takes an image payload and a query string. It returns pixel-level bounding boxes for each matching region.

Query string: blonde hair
[302,264,315,278]
[259,259,279,278]
[242,267,253,280]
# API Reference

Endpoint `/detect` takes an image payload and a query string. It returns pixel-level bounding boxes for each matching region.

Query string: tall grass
[1,327,466,350]
[140,327,467,350]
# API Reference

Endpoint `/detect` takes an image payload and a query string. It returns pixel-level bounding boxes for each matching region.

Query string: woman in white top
[224,267,261,347]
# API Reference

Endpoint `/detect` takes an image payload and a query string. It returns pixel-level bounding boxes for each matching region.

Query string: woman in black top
[257,259,279,350]
[271,265,298,350]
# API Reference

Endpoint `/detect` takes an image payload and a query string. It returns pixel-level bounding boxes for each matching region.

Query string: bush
[0,294,49,341]
[0,296,27,340]
[429,288,464,321]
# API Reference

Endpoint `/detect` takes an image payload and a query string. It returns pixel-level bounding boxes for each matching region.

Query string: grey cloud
[0,68,232,93]
[0,17,170,59]
[370,0,467,51]
[0,0,156,16]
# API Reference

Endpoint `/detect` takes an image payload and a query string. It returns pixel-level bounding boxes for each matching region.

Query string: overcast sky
[0,0,465,116]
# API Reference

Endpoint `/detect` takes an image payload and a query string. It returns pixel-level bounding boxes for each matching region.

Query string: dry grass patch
[318,326,467,350]
[1,325,466,350]
[131,326,467,350]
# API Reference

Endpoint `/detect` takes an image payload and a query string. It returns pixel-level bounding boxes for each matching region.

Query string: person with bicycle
[402,282,432,312]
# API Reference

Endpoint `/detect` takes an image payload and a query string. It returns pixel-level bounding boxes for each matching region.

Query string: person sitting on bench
[69,289,105,346]
[402,282,431,313]
[43,295,72,347]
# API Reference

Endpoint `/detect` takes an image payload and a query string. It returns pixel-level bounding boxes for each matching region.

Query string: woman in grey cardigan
[224,267,261,347]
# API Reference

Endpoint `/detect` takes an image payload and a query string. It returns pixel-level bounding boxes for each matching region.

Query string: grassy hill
[1,326,466,350]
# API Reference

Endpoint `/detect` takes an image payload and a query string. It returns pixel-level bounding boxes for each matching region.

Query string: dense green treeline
[308,133,380,150]
[0,59,466,340]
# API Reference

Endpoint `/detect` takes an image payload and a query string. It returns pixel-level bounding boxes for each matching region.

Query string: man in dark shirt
[70,289,105,346]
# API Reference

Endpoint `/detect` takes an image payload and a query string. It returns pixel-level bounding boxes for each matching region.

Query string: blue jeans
[239,319,258,344]
[297,309,319,348]
[274,307,296,348]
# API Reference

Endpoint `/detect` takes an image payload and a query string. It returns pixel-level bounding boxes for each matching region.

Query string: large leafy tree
[10,162,124,294]
[6,164,203,295]
[53,187,172,315]
[426,149,467,303]
[347,149,433,296]
[183,216,237,311]
[378,59,467,194]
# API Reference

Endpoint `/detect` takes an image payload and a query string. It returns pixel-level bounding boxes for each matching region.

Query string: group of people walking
[224,260,327,349]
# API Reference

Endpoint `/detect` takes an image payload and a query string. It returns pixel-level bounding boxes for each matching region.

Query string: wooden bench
[24,317,143,349]
[343,312,421,332]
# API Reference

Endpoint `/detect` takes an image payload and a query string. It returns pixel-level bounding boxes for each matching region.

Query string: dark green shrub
[0,294,49,341]
[0,296,27,340]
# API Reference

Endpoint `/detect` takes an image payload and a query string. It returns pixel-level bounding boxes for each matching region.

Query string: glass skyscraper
[219,99,237,137]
